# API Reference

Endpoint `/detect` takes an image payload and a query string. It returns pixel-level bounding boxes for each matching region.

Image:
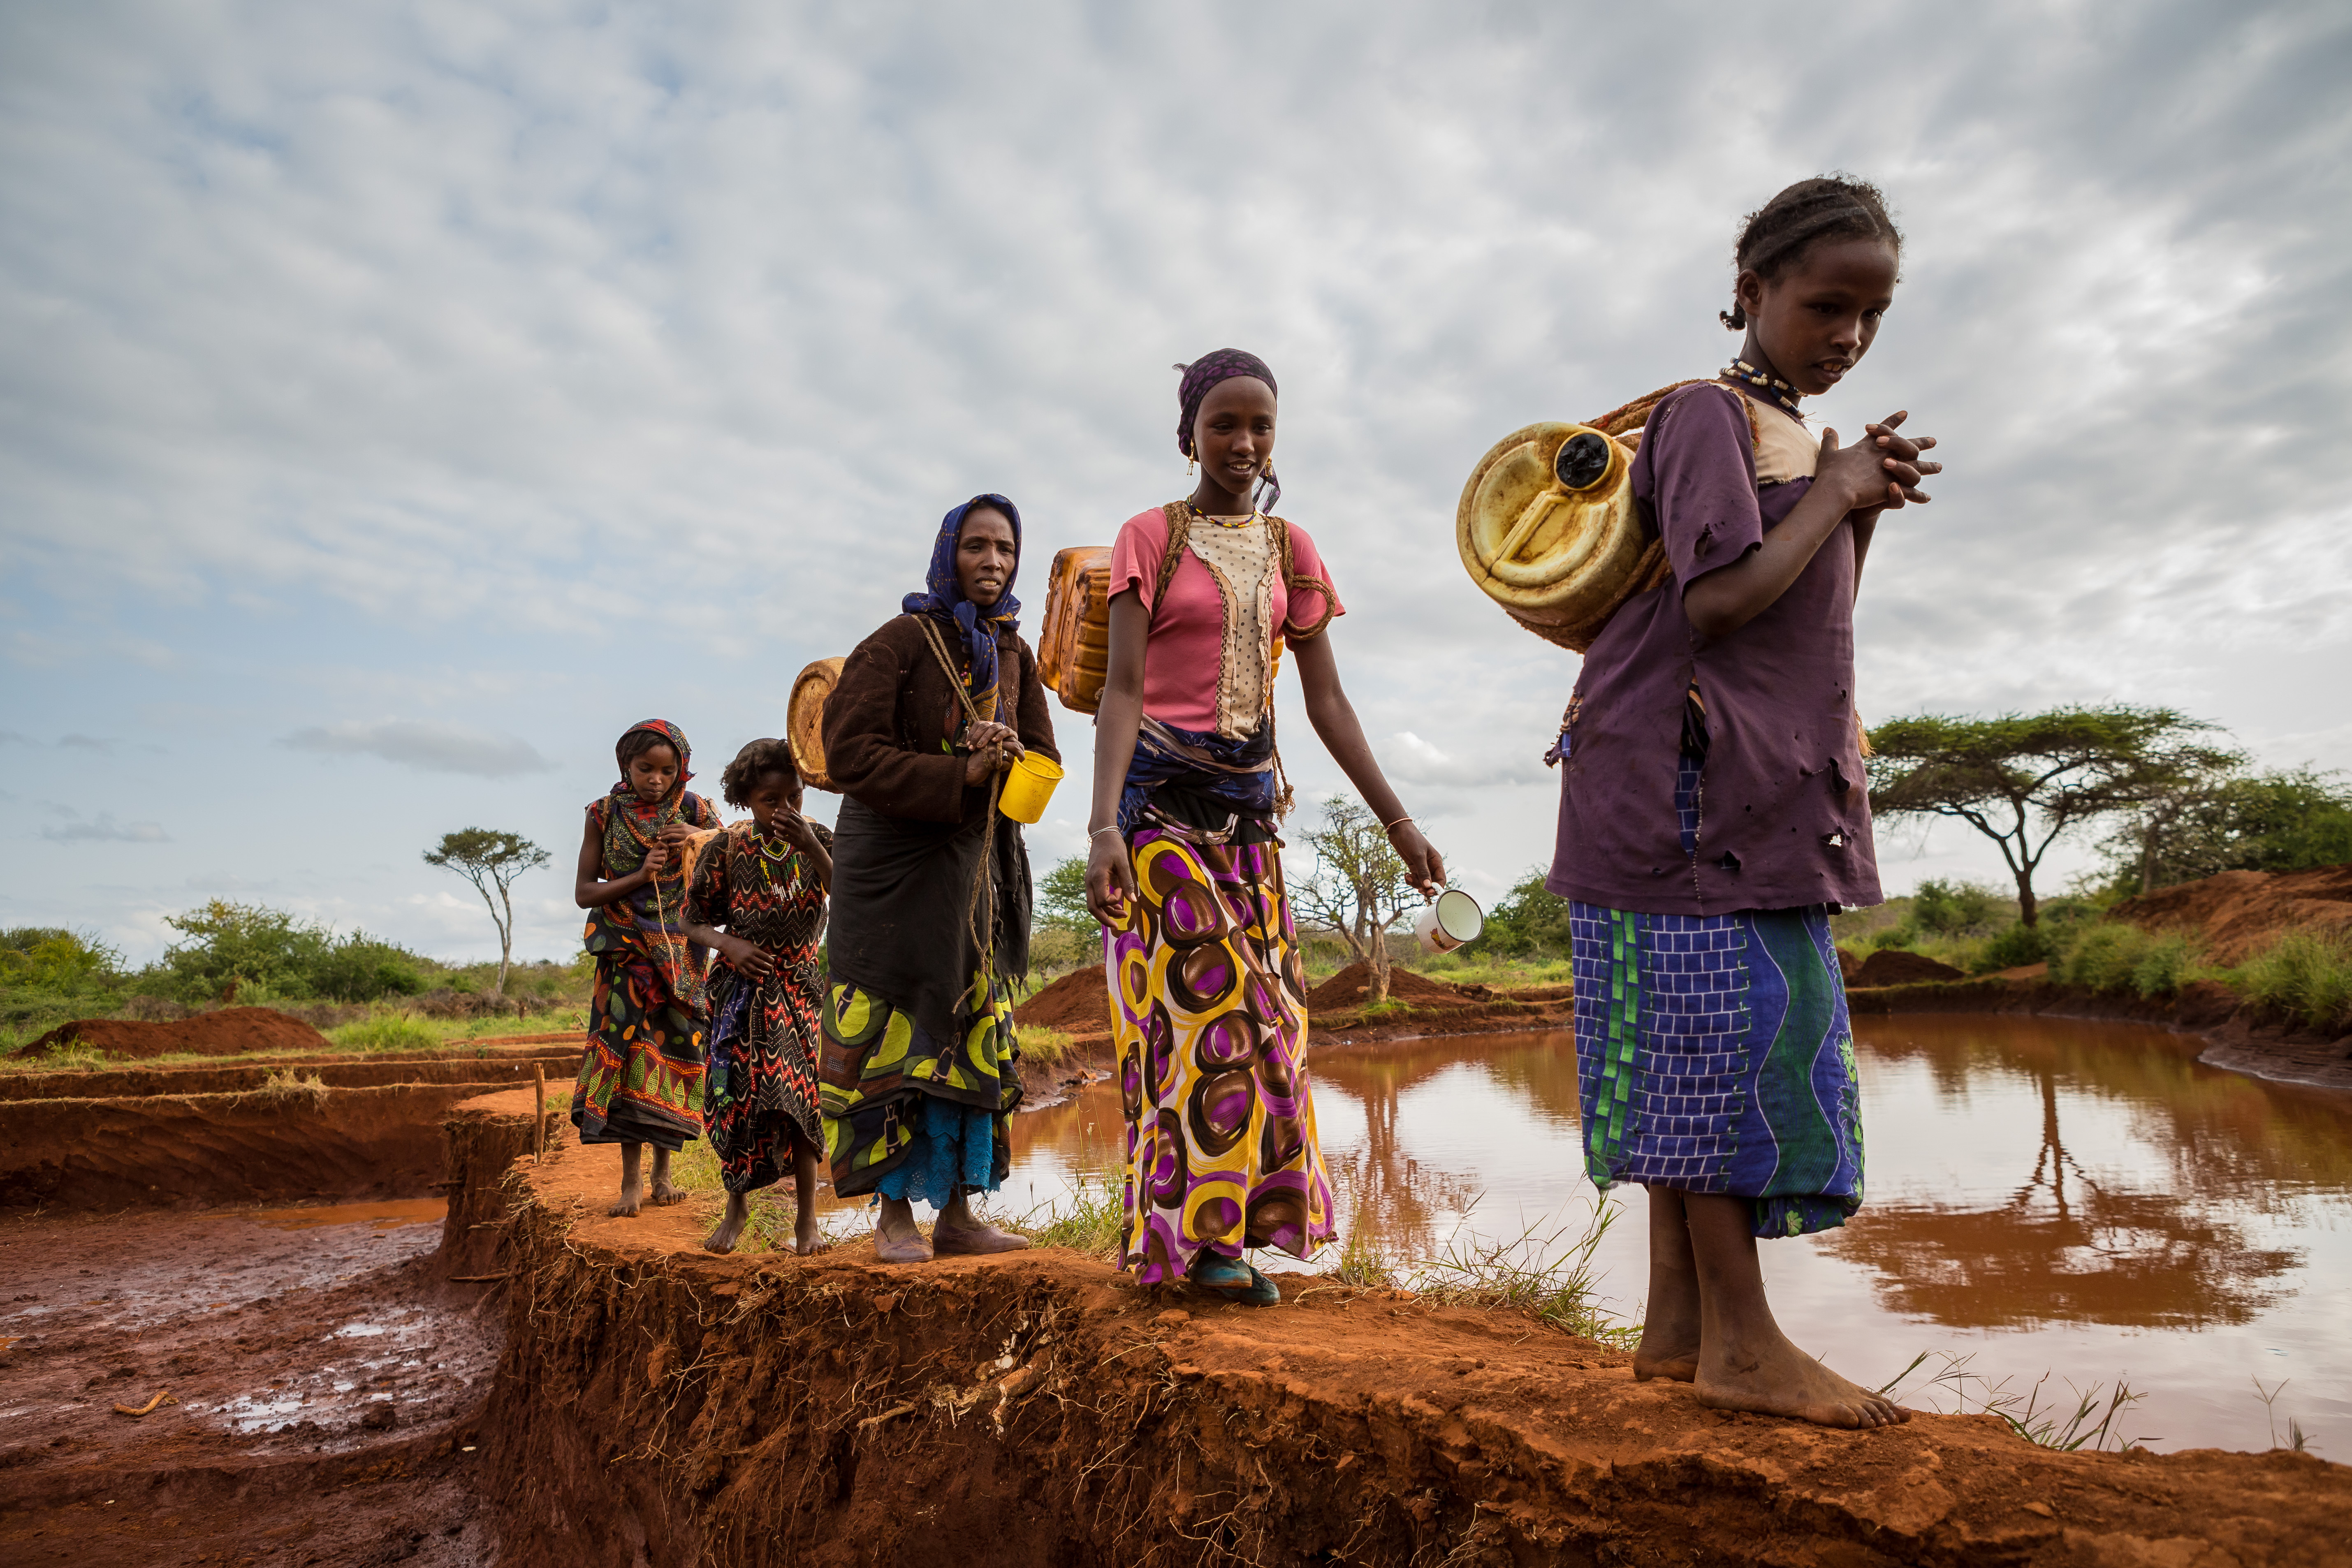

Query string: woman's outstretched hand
[1086,831,1137,926]
[963,720,1024,785]
[1390,823,1447,899]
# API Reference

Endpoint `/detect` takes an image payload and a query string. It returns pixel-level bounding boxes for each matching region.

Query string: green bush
[2055,924,2203,999]
[1913,879,1998,936]
[1463,867,1575,959]
[1,927,123,991]
[328,1013,442,1053]
[2237,929,2352,1033]
[159,901,424,1003]
[1870,924,1917,952]
[1979,921,2053,972]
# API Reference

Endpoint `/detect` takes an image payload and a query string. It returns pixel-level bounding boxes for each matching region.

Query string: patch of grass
[1403,1200,1635,1346]
[7,1035,107,1071]
[1877,1350,2150,1452]
[1328,1228,1399,1290]
[254,1067,329,1106]
[2059,924,2211,1000]
[327,1012,443,1053]
[2235,927,2352,1033]
[1017,1026,1073,1068]
[2253,1377,2320,1455]
[1008,1173,1125,1259]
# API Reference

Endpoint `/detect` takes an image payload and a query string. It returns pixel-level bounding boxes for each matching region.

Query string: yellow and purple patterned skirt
[1110,826,1332,1283]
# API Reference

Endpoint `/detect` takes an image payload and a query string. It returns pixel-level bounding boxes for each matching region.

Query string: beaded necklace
[1719,359,1804,422]
[1184,499,1263,530]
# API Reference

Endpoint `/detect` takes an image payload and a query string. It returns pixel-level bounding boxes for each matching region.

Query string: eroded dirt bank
[475,1129,2352,1566]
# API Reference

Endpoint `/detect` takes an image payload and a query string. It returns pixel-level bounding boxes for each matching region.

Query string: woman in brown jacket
[818,494,1060,1264]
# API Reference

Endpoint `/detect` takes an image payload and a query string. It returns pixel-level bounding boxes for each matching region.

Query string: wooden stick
[533,1062,547,1164]
[449,1273,511,1284]
[112,1390,175,1417]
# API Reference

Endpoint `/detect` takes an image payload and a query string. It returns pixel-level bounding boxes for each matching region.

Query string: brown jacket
[821,614,1061,824]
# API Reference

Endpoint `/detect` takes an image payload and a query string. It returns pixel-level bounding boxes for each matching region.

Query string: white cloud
[278,720,554,778]
[42,813,168,843]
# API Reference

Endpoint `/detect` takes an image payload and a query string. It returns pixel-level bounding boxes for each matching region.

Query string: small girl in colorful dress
[572,719,721,1217]
[683,739,834,1256]
[1549,177,1940,1428]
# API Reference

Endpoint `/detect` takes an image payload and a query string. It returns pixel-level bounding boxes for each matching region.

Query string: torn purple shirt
[1546,382,1881,915]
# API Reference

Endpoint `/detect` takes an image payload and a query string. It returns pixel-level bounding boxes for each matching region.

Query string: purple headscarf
[1174,349,1280,509]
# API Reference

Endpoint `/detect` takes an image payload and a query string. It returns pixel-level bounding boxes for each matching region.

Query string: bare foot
[932,1218,1032,1256]
[794,1213,832,1257]
[874,1202,932,1265]
[649,1178,686,1207]
[1696,1330,1911,1429]
[1634,1338,1699,1383]
[702,1195,749,1254]
[608,1179,643,1218]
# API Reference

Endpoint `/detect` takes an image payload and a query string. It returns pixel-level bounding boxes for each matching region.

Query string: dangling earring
[1187,454,1196,476]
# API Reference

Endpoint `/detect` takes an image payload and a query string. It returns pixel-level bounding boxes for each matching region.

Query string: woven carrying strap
[911,614,1010,966]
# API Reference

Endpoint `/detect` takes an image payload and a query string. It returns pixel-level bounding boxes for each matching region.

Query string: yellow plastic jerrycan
[1456,421,1669,654]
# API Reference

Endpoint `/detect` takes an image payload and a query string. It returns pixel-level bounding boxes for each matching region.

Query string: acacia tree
[1293,795,1422,1003]
[424,828,551,995]
[1868,706,2239,925]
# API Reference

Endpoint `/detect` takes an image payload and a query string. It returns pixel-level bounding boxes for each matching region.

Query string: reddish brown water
[987,1014,2352,1455]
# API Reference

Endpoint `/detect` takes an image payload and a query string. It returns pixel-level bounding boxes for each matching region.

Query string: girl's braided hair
[1721,175,1902,330]
[721,737,799,808]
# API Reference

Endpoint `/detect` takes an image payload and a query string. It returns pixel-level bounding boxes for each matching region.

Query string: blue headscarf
[901,493,1022,716]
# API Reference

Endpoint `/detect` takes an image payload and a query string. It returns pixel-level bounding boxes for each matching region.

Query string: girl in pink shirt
[1082,349,1447,1305]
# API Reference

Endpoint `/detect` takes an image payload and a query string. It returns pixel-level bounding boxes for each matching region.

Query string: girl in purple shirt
[1550,177,1940,1429]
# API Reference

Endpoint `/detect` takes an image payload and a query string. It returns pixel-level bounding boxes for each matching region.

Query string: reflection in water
[1821,1060,2299,1330]
[985,1012,2352,1453]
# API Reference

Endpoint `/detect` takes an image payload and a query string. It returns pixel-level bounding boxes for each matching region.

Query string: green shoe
[1190,1253,1253,1294]
[1234,1264,1281,1307]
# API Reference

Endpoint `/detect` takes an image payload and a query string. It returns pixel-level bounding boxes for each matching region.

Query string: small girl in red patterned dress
[683,739,834,1255]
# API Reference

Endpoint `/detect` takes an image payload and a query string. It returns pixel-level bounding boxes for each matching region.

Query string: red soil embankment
[473,1137,2352,1566]
[1306,959,1485,1011]
[0,1048,582,1102]
[20,1005,332,1060]
[1013,965,1113,1034]
[1851,949,1967,988]
[0,1082,524,1211]
[2109,862,2352,963]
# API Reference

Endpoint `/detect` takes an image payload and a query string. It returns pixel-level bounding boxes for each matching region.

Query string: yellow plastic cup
[997,751,1064,824]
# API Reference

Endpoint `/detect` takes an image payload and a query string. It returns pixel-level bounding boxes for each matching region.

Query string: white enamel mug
[1414,889,1485,954]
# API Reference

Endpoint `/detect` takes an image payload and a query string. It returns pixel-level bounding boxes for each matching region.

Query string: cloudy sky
[4,1,2347,965]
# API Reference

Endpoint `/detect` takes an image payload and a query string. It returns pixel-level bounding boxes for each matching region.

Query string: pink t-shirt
[1108,506,1344,734]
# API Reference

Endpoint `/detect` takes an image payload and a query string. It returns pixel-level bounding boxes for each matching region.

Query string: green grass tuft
[1008,1173,1125,1259]
[2235,927,2352,1033]
[1402,1200,1635,1346]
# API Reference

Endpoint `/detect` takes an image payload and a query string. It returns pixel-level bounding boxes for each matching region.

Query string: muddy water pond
[992,1014,2352,1456]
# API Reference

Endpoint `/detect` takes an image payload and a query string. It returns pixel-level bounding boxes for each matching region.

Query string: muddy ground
[0,1202,498,1566]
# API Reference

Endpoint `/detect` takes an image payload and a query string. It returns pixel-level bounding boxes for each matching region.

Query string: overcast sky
[4,1,2347,965]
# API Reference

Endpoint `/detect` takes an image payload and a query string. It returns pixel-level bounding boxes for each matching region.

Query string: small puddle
[247,1199,448,1232]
